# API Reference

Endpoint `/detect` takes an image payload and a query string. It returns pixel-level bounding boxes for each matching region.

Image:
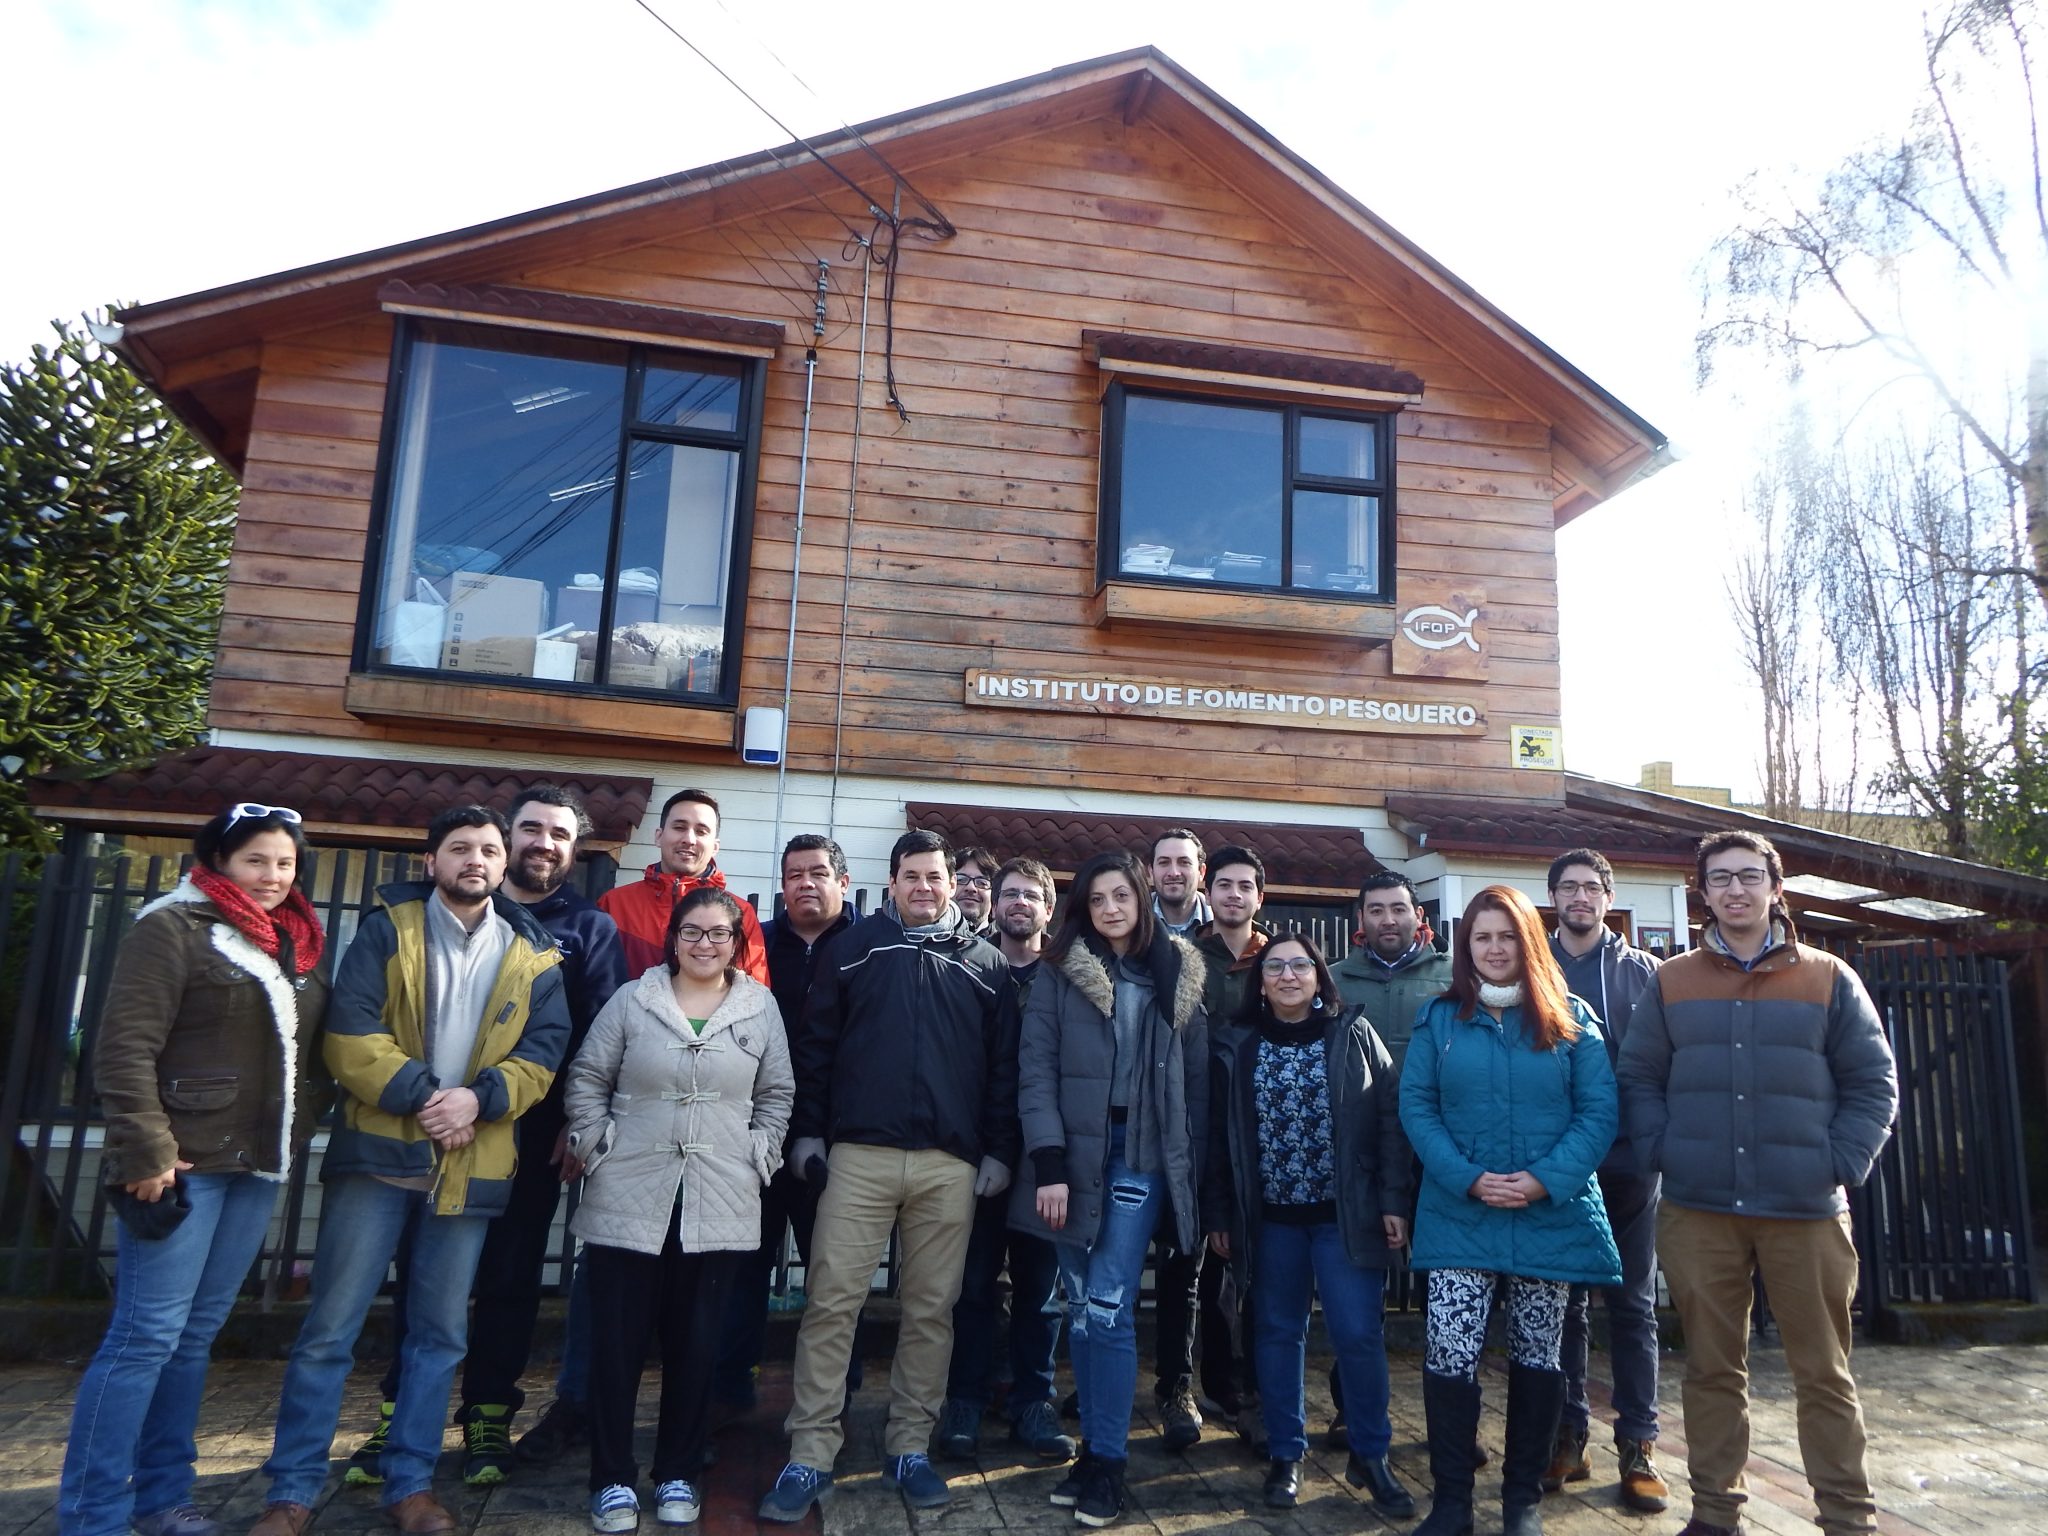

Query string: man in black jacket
[761,831,1020,1523]
[714,833,861,1417]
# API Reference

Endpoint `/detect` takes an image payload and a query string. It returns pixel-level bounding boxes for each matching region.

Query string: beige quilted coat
[565,967,793,1255]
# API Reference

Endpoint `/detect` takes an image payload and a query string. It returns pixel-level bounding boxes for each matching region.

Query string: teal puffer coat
[1399,994,1621,1285]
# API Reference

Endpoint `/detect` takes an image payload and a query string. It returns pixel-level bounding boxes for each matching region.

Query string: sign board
[1511,724,1562,769]
[965,669,1487,737]
[1390,585,1487,680]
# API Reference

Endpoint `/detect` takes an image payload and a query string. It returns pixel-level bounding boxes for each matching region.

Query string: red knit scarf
[188,864,326,976]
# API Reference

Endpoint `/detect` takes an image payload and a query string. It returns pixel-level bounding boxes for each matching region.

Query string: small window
[359,320,758,700]
[1100,385,1393,600]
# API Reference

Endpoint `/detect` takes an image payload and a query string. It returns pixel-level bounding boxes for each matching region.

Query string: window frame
[1096,381,1398,605]
[353,315,765,709]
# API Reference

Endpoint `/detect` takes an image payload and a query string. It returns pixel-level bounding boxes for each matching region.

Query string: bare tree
[1700,0,2048,605]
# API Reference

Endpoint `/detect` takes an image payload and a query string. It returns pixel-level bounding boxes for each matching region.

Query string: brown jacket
[95,881,331,1184]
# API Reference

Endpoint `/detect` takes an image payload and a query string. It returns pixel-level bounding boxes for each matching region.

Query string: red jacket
[598,864,770,985]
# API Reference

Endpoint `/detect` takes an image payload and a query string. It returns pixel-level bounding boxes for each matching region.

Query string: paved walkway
[0,1341,2040,1534]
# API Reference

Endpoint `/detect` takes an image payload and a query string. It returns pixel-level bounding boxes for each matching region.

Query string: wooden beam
[1091,580,1397,644]
[160,343,263,391]
[1122,71,1155,126]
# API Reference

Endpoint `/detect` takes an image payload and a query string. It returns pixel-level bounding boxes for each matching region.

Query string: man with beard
[1540,848,1668,1512]
[761,832,1018,1522]
[600,788,768,980]
[953,845,1000,938]
[713,833,863,1422]
[347,788,629,1488]
[1149,828,1210,938]
[1332,871,1449,1074]
[938,856,1072,1464]
[252,806,569,1535]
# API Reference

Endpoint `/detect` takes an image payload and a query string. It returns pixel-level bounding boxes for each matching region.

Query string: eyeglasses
[1702,867,1772,891]
[1260,956,1317,976]
[998,888,1047,905]
[956,874,992,890]
[226,803,302,828]
[677,924,736,945]
[1552,880,1607,898]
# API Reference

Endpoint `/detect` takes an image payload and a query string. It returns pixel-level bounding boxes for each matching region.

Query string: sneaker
[590,1483,640,1534]
[758,1462,834,1523]
[654,1479,700,1525]
[1617,1437,1671,1514]
[1541,1420,1590,1492]
[461,1401,515,1486]
[131,1507,219,1536]
[515,1397,588,1464]
[1073,1457,1127,1527]
[1012,1399,1077,1462]
[936,1396,982,1459]
[883,1451,952,1509]
[344,1400,394,1486]
[1050,1448,1097,1507]
[1158,1382,1203,1451]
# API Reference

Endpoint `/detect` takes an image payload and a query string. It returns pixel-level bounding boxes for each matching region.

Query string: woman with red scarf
[59,805,332,1536]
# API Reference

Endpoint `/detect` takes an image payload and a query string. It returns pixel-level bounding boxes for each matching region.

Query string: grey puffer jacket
[566,968,794,1255]
[1008,931,1209,1252]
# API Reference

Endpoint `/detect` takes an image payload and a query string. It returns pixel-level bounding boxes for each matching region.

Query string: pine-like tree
[0,312,237,847]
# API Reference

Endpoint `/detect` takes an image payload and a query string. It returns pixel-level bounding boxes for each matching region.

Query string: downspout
[771,260,831,859]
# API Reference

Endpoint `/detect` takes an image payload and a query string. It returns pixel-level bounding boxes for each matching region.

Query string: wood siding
[209,113,1562,808]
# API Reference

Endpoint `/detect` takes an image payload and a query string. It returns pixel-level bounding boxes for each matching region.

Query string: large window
[360,320,759,701]
[1099,385,1394,600]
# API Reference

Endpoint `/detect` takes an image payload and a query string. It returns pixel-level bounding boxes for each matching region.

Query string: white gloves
[973,1156,1012,1199]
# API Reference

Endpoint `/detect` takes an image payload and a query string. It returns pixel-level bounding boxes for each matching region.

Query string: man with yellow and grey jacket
[252,805,569,1536]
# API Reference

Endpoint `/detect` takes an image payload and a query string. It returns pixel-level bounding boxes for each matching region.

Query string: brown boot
[248,1507,313,1536]
[1616,1436,1670,1513]
[385,1491,458,1533]
[1539,1420,1589,1493]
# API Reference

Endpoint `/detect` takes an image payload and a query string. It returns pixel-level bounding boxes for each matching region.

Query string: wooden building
[57,47,1683,923]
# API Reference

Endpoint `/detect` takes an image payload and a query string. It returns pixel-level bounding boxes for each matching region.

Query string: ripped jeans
[1054,1121,1162,1461]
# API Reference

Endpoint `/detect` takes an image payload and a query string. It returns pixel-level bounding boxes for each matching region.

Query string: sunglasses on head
[225,802,303,829]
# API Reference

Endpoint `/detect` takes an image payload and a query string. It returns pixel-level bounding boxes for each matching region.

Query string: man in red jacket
[598,788,767,981]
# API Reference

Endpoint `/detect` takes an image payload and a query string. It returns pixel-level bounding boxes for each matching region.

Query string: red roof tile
[905,802,1383,892]
[29,746,653,846]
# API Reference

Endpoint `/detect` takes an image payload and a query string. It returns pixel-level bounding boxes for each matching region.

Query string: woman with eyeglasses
[563,885,794,1533]
[1400,885,1620,1536]
[59,804,331,1536]
[1010,849,1208,1529]
[1201,933,1416,1517]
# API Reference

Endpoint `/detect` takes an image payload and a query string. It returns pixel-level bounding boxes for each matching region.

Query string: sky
[1,0,1949,800]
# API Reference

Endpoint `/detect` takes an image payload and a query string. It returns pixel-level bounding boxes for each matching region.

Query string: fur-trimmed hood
[1055,930,1206,1032]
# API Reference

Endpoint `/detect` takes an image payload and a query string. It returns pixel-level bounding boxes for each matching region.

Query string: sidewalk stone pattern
[0,1344,2039,1534]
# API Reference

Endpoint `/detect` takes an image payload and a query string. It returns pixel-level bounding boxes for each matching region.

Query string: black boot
[1413,1370,1480,1536]
[1502,1364,1568,1536]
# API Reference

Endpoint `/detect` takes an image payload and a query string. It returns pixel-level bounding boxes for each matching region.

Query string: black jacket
[762,909,857,1031]
[522,883,629,1125]
[792,904,1020,1170]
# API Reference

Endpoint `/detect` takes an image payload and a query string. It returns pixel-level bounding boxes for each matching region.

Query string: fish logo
[1400,605,1480,652]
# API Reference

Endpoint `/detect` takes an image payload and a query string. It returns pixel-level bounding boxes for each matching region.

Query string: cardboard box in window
[570,631,676,690]
[554,585,657,631]
[440,571,545,677]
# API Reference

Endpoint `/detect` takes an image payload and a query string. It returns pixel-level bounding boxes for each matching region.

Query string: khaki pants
[786,1143,976,1466]
[1658,1203,1876,1535]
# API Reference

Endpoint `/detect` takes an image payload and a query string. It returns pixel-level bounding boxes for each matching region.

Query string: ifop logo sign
[1399,605,1480,653]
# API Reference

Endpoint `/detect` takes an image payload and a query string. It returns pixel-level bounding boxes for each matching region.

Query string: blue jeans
[948,1191,1063,1408]
[1054,1123,1160,1461]
[1253,1220,1392,1461]
[59,1172,279,1535]
[263,1176,490,1507]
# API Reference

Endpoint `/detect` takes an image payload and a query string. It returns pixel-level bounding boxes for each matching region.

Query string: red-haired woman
[1399,885,1619,1536]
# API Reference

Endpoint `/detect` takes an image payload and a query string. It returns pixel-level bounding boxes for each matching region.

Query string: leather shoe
[248,1508,312,1536]
[1262,1459,1301,1508]
[385,1491,457,1533]
[1347,1451,1418,1517]
[1675,1522,1742,1536]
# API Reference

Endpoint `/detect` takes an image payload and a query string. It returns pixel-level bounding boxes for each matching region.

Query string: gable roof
[117,46,1663,521]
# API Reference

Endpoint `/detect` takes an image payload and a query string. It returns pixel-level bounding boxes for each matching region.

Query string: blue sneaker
[589,1483,640,1533]
[883,1451,952,1509]
[654,1478,700,1525]
[758,1462,833,1523]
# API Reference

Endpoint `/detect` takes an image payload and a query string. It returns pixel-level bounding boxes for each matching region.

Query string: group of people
[59,788,1901,1536]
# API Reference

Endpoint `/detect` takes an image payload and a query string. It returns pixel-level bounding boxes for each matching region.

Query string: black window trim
[353,314,764,710]
[1096,380,1398,606]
